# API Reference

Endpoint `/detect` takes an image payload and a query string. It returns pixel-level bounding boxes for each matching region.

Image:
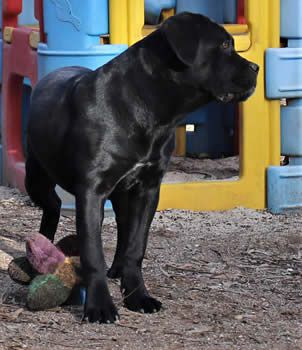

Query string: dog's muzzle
[216,86,256,103]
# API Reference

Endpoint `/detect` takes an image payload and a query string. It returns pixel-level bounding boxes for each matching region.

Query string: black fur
[25,12,258,323]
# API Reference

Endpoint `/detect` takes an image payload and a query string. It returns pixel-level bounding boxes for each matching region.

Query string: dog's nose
[249,62,259,73]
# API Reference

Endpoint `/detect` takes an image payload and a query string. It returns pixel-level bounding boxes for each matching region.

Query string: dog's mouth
[216,87,256,103]
[216,93,235,103]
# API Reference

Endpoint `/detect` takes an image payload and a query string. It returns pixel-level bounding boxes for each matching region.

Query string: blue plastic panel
[176,0,237,23]
[288,39,302,48]
[0,37,2,83]
[183,101,236,158]
[145,0,176,25]
[223,0,237,24]
[289,158,302,166]
[176,0,237,158]
[22,84,32,155]
[18,0,38,26]
[0,37,2,144]
[0,0,2,160]
[38,43,127,79]
[43,0,109,50]
[184,101,235,124]
[177,0,224,22]
[0,0,2,29]
[267,165,302,214]
[281,99,302,156]
[0,144,2,185]
[55,186,113,217]
[281,0,302,39]
[23,77,31,86]
[266,47,302,99]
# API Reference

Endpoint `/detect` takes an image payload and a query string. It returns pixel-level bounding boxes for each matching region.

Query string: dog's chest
[115,129,174,191]
[117,160,165,190]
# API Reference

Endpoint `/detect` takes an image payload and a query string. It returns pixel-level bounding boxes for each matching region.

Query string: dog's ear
[161,12,201,66]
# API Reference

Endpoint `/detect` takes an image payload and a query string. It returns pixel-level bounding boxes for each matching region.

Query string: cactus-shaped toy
[8,233,84,310]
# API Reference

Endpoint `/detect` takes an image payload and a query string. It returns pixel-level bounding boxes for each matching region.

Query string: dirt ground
[0,158,301,350]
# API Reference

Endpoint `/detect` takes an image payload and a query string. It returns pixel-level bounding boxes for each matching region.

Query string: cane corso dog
[25,12,258,323]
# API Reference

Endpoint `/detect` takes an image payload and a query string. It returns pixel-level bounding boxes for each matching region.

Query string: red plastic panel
[34,0,46,42]
[2,27,38,190]
[2,0,23,28]
[237,0,246,24]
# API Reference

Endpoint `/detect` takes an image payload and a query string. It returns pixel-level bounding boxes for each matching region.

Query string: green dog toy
[8,234,84,310]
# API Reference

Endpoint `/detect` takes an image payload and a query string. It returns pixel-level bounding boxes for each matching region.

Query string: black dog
[25,12,258,323]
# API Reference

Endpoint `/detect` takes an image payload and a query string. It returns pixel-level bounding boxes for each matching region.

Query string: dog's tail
[25,147,59,210]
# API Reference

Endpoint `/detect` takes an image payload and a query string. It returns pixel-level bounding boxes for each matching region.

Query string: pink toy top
[26,233,66,274]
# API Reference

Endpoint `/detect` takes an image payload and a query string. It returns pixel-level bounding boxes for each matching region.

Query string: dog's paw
[123,292,162,314]
[107,264,122,279]
[83,281,119,324]
[83,301,119,324]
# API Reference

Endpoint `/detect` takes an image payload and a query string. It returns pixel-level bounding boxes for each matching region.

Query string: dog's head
[161,12,258,103]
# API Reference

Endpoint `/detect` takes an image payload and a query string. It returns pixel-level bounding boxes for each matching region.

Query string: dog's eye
[221,40,230,49]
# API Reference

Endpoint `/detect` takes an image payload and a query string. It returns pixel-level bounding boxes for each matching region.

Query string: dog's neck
[133,30,213,125]
[96,30,213,128]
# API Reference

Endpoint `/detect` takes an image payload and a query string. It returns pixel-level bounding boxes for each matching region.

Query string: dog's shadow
[0,234,29,306]
[0,267,28,307]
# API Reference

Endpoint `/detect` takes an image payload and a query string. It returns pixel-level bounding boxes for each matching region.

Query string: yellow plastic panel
[109,0,129,45]
[174,126,186,157]
[127,0,145,45]
[142,24,251,52]
[142,25,159,38]
[233,32,251,52]
[110,1,251,52]
[224,24,251,51]
[158,0,281,211]
[3,27,14,43]
[161,8,175,21]
[110,0,144,45]
[29,31,40,49]
[224,24,248,34]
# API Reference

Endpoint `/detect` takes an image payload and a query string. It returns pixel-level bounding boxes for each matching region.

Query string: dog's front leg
[114,185,162,313]
[76,188,119,323]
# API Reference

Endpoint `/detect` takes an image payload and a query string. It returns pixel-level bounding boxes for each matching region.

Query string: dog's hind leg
[25,149,61,242]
